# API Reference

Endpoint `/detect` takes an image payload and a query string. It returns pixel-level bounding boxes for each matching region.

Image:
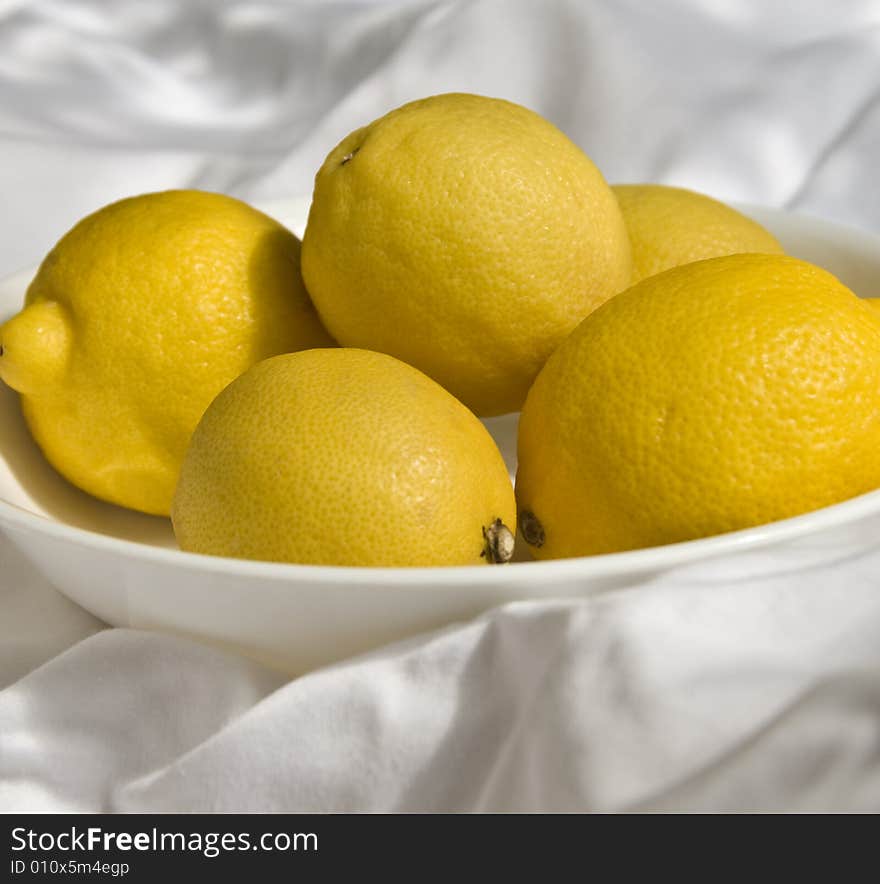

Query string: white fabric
[2,0,880,812]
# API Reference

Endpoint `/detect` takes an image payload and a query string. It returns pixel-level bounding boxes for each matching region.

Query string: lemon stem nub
[0,300,73,396]
[519,510,545,548]
[482,518,515,564]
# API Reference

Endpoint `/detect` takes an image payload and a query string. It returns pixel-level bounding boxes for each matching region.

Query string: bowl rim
[2,199,880,587]
[2,481,880,585]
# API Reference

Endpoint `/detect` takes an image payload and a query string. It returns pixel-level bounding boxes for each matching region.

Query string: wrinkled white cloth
[2,0,880,813]
[4,541,880,812]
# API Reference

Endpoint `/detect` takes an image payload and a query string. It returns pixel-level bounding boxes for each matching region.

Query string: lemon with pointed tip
[0,190,333,516]
[302,92,632,416]
[172,348,516,567]
[613,183,784,282]
[516,254,880,559]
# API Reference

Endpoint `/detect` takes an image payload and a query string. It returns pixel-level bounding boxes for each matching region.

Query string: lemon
[516,254,880,559]
[301,92,632,416]
[612,183,784,282]
[0,190,333,516]
[172,349,516,567]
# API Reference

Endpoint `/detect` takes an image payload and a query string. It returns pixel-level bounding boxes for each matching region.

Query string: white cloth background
[2,0,880,812]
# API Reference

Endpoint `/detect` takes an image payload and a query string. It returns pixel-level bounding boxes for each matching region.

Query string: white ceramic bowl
[2,199,879,674]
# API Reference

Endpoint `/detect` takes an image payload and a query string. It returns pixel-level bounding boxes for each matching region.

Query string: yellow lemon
[172,349,516,567]
[613,183,784,282]
[302,92,632,416]
[515,254,880,559]
[0,190,333,516]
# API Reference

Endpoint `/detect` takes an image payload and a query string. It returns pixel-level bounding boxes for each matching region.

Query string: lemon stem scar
[481,518,515,564]
[519,510,545,548]
[0,300,72,396]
